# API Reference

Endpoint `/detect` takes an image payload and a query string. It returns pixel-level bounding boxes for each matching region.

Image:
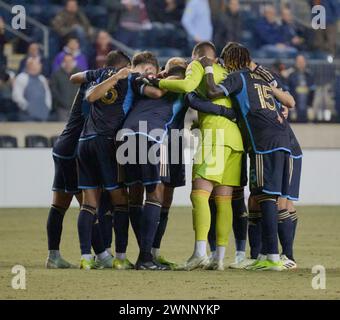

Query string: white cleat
[281,255,297,269]
[203,259,225,271]
[229,258,257,269]
[182,255,210,271]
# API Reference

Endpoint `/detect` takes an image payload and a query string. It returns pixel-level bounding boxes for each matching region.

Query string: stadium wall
[0,148,339,208]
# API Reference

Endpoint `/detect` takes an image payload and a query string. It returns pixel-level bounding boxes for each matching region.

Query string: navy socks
[208,197,217,252]
[139,201,161,262]
[248,210,262,259]
[77,205,96,255]
[232,196,248,252]
[47,205,66,250]
[113,206,130,254]
[152,207,170,249]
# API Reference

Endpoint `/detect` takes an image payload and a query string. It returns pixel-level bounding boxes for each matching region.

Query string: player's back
[81,71,137,138]
[53,82,90,157]
[231,69,291,154]
[122,91,184,143]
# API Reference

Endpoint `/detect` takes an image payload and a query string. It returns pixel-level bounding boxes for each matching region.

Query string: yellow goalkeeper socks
[190,189,211,241]
[215,195,233,247]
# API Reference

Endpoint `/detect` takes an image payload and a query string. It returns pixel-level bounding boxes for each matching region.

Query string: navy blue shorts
[78,136,123,190]
[165,136,186,188]
[287,156,302,201]
[249,151,301,200]
[123,135,170,186]
[52,155,80,194]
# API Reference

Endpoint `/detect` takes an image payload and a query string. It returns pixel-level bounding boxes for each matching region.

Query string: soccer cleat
[203,259,225,271]
[229,258,256,269]
[154,255,177,270]
[112,257,135,270]
[246,259,286,271]
[181,255,210,271]
[281,255,297,269]
[95,255,114,269]
[45,256,74,269]
[135,259,170,271]
[80,257,99,270]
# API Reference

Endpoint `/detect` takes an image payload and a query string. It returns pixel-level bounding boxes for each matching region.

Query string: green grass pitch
[0,206,339,300]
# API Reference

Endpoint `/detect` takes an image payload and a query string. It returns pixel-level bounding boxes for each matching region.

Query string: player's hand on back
[199,56,213,68]
[281,106,289,119]
[254,64,278,88]
[138,74,160,88]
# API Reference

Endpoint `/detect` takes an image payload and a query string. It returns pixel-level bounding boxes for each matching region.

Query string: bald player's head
[192,41,216,61]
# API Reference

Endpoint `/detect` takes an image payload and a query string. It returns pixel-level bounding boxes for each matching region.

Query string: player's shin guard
[91,215,106,255]
[113,205,129,256]
[129,204,143,246]
[248,210,262,259]
[47,205,67,251]
[232,189,248,252]
[191,190,211,242]
[258,197,279,261]
[152,207,170,250]
[207,196,217,253]
[78,205,96,255]
[277,209,294,259]
[215,195,233,260]
[138,201,162,262]
[98,193,113,250]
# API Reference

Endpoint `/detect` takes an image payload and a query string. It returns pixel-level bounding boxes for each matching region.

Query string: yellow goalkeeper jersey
[159,60,243,150]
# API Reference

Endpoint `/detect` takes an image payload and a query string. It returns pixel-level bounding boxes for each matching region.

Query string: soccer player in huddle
[198,43,301,271]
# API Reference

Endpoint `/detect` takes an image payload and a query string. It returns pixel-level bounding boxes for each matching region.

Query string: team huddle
[46,41,302,272]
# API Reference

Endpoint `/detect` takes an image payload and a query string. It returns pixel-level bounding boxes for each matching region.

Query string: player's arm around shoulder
[199,57,226,100]
[271,86,296,109]
[86,68,130,103]
[158,60,204,93]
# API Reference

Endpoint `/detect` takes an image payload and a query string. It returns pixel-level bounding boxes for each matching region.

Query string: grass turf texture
[0,206,339,300]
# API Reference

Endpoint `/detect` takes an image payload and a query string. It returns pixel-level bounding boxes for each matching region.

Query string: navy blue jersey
[53,83,91,158]
[81,71,138,138]
[219,69,292,154]
[121,89,185,143]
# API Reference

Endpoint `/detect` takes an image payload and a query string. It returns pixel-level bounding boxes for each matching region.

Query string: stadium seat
[25,135,50,148]
[0,136,18,148]
[50,135,59,148]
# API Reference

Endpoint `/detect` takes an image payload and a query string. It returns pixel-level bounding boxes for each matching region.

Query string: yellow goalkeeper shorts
[192,144,243,186]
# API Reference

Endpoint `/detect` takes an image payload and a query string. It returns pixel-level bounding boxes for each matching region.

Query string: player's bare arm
[86,67,130,103]
[70,72,87,84]
[271,86,296,109]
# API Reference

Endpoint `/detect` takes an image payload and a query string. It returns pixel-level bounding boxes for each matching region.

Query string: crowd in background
[0,0,339,123]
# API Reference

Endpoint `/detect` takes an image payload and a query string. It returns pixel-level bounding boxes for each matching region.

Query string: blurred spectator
[12,58,52,122]
[115,0,151,48]
[52,37,88,72]
[18,42,50,77]
[147,0,185,24]
[182,0,213,46]
[287,55,316,123]
[90,31,115,69]
[280,7,305,50]
[255,5,297,57]
[0,16,6,68]
[0,67,19,121]
[50,54,80,121]
[213,0,242,52]
[104,0,125,35]
[311,0,339,56]
[51,0,94,52]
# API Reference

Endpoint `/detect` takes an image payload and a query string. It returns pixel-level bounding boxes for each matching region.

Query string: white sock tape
[204,66,214,74]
